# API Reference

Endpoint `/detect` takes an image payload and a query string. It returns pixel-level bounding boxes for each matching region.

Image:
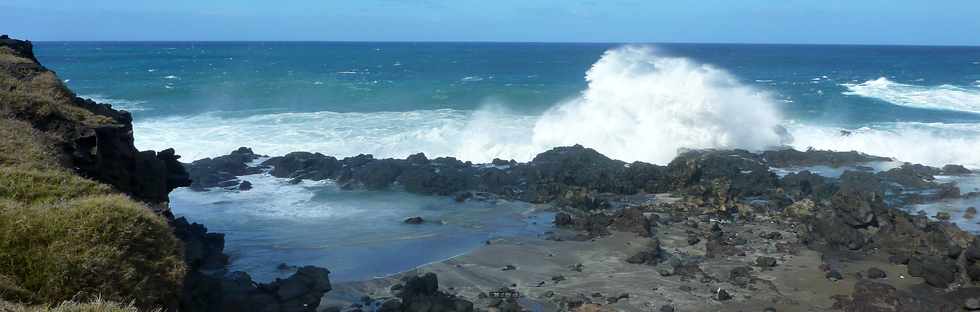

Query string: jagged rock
[784,198,816,219]
[183,267,331,312]
[867,267,887,279]
[172,217,228,270]
[755,256,777,268]
[878,163,941,189]
[908,256,958,288]
[965,207,978,219]
[762,148,889,168]
[667,149,777,211]
[826,270,843,281]
[832,280,954,312]
[942,164,972,175]
[262,151,341,181]
[715,288,732,301]
[184,147,263,190]
[404,217,425,224]
[625,239,665,265]
[610,207,653,237]
[397,273,474,312]
[780,170,836,201]
[729,266,753,287]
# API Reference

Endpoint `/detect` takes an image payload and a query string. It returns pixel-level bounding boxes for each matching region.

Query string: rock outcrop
[1,35,333,312]
[0,36,191,204]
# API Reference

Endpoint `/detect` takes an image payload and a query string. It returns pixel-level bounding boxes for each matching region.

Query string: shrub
[0,195,185,308]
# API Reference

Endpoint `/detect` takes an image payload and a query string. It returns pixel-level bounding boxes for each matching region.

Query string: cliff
[0,35,333,312]
[0,36,189,309]
[0,35,190,207]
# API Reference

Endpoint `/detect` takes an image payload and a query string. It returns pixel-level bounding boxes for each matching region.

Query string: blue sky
[3,0,979,45]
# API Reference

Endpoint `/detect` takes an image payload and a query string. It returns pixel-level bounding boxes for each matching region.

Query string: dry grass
[0,195,185,308]
[0,118,62,170]
[1,296,155,312]
[0,40,186,310]
[0,48,114,128]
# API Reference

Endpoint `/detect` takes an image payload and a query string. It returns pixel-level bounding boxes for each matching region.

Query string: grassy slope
[0,43,185,311]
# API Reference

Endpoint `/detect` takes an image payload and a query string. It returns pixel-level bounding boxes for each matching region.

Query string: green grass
[0,195,185,308]
[0,48,115,128]
[0,45,186,310]
[0,118,61,170]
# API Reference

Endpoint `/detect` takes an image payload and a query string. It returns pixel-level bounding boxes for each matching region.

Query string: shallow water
[903,174,980,233]
[170,174,553,282]
[771,161,903,178]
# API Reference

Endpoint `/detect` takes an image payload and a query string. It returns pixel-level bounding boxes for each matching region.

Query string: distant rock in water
[184,147,264,190]
[404,216,425,224]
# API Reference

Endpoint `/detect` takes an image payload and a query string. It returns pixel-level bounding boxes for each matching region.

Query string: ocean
[33,42,980,281]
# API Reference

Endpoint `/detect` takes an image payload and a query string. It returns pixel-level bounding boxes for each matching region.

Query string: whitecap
[136,46,785,165]
[80,94,149,112]
[460,76,484,82]
[164,75,179,80]
[787,122,980,168]
[843,77,980,114]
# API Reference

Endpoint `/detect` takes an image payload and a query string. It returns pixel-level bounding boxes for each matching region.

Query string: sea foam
[137,46,786,164]
[844,77,980,114]
[134,47,980,169]
[80,94,148,112]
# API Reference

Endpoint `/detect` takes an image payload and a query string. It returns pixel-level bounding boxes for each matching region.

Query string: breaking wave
[787,122,980,168]
[843,77,980,114]
[132,47,980,169]
[136,46,786,164]
[80,94,148,112]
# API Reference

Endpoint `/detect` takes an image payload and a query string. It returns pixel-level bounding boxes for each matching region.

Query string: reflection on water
[170,173,553,282]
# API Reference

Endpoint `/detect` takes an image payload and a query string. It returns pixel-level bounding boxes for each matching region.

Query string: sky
[2,0,979,45]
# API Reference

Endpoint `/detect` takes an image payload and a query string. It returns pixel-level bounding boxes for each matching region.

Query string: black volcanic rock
[172,217,228,270]
[262,151,341,180]
[942,164,973,175]
[666,149,777,212]
[183,267,331,312]
[0,36,191,204]
[761,148,890,168]
[396,273,474,312]
[185,147,264,190]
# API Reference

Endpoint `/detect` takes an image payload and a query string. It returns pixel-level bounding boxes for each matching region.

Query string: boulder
[185,147,263,190]
[397,273,474,312]
[832,280,954,312]
[262,152,341,181]
[942,164,972,175]
[908,256,958,288]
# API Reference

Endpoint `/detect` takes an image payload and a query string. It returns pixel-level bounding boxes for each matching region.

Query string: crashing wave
[843,77,980,114]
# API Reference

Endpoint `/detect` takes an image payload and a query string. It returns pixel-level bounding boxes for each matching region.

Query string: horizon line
[23,39,980,48]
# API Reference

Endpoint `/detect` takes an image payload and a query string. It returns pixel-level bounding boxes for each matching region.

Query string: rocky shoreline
[187,143,980,311]
[0,36,334,312]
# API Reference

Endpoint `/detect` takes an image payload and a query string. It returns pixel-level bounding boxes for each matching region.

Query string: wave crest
[136,46,786,164]
[844,77,980,114]
[529,46,784,163]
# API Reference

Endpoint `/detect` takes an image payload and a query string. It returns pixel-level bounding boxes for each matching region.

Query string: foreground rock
[184,267,331,312]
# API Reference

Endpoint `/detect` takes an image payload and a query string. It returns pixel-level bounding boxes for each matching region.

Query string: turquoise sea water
[33,42,980,281]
